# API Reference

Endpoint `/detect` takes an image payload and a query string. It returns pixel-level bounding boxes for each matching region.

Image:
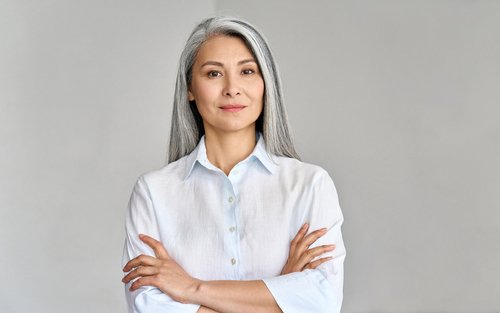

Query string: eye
[242,69,254,75]
[208,71,222,77]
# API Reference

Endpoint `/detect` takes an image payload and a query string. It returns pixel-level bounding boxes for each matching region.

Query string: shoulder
[136,154,191,190]
[273,156,332,184]
[271,156,341,211]
[273,156,333,187]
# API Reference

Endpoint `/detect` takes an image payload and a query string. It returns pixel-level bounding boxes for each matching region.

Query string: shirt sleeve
[122,176,201,313]
[262,171,346,313]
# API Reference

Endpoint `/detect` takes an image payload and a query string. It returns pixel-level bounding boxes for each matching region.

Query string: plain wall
[1,1,499,312]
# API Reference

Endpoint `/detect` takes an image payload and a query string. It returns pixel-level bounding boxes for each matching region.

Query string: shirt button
[229,227,236,233]
[228,197,234,203]
[233,169,239,175]
[231,258,237,265]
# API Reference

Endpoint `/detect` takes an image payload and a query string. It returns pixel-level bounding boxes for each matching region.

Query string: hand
[122,234,201,304]
[281,223,335,275]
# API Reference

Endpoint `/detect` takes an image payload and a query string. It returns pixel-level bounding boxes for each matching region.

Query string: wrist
[186,278,204,304]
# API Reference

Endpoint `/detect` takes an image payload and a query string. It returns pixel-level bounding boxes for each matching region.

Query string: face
[188,36,264,136]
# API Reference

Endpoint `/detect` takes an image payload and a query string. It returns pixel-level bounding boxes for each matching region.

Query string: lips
[219,104,246,113]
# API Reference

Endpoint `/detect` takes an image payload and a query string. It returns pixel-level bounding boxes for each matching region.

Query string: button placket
[223,168,240,278]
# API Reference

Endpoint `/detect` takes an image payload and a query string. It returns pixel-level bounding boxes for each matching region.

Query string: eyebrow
[199,58,257,69]
[238,58,257,66]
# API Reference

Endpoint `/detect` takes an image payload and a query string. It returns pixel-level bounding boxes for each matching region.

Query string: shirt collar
[250,132,277,174]
[183,132,276,181]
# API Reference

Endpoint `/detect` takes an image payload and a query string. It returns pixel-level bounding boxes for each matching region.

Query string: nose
[222,73,240,97]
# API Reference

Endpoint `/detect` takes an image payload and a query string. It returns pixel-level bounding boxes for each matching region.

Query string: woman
[122,16,345,313]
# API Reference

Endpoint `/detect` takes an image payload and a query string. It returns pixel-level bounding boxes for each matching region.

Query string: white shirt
[123,133,346,313]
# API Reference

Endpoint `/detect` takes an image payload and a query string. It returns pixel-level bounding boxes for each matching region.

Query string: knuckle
[313,231,323,238]
[150,276,160,287]
[315,228,326,235]
[134,267,142,276]
[308,250,320,258]
[314,247,324,254]
[132,279,141,289]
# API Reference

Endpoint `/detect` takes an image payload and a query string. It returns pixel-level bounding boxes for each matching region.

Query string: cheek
[194,84,219,106]
[253,80,265,104]
[193,84,220,119]
[245,76,264,99]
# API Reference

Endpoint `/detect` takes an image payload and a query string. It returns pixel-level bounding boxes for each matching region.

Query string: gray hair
[168,15,300,163]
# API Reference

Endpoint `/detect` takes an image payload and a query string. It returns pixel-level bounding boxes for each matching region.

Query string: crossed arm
[122,223,335,313]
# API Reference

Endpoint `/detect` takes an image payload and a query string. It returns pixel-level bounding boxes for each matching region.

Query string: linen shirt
[123,133,346,313]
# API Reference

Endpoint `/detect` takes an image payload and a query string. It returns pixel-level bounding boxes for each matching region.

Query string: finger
[122,265,158,283]
[129,275,159,292]
[123,254,157,272]
[295,227,328,256]
[289,223,309,257]
[139,234,170,260]
[296,244,335,269]
[304,256,334,270]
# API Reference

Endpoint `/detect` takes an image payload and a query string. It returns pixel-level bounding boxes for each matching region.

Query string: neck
[204,127,257,176]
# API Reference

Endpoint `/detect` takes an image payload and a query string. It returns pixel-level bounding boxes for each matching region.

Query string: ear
[187,83,195,101]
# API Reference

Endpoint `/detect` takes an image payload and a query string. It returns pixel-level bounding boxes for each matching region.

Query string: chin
[214,123,256,134]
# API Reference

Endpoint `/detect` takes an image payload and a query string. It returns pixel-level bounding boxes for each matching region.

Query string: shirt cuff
[262,269,339,313]
[131,287,201,313]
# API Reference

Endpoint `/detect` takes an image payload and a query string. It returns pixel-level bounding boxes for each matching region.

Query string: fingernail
[321,228,327,232]
[329,244,336,248]
[302,223,308,229]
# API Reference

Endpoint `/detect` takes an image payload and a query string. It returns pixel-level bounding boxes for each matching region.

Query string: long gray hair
[168,16,300,163]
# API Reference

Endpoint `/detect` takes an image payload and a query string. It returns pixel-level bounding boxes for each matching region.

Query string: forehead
[195,36,254,64]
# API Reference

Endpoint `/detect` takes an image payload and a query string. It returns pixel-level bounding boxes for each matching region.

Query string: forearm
[191,280,282,313]
[197,306,220,313]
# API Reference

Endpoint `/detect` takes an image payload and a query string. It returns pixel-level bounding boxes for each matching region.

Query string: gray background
[1,1,499,312]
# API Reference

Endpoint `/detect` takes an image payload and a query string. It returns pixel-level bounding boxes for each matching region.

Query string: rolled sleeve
[123,176,201,313]
[263,269,340,313]
[127,288,200,313]
[264,170,345,313]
